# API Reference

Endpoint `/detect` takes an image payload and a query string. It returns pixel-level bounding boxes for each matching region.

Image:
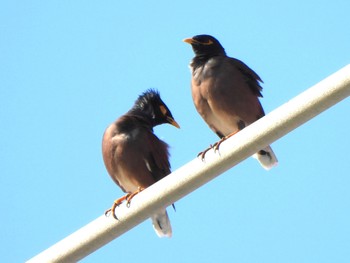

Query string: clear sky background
[1,1,350,262]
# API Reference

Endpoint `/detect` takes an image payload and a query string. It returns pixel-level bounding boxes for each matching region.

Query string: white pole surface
[27,65,350,263]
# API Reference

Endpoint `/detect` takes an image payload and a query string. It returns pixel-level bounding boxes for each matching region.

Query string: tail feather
[151,209,172,238]
[253,145,278,170]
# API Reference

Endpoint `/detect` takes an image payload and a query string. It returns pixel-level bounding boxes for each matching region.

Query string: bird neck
[190,56,207,70]
[191,51,225,69]
[127,109,155,129]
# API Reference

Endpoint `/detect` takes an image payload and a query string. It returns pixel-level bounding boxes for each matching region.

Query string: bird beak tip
[172,121,180,129]
[168,118,180,129]
[183,38,193,44]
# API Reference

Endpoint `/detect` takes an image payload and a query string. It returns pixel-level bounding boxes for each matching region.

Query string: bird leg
[213,130,239,152]
[126,187,144,208]
[198,130,241,160]
[105,187,145,219]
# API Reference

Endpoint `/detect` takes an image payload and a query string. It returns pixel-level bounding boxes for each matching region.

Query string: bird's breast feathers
[190,57,249,136]
[191,57,221,83]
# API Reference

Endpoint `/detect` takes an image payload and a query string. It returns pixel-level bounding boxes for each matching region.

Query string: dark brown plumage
[184,34,277,170]
[102,89,179,237]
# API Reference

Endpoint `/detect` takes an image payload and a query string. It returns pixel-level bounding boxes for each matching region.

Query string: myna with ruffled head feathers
[184,34,277,170]
[102,89,179,237]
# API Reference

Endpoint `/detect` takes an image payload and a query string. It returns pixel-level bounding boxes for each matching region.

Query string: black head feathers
[183,34,226,58]
[129,89,179,128]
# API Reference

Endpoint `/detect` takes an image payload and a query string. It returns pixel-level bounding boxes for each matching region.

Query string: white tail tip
[151,209,172,238]
[253,145,278,170]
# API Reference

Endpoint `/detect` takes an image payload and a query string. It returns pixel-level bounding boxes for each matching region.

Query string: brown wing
[212,56,265,122]
[144,131,171,182]
[230,58,263,98]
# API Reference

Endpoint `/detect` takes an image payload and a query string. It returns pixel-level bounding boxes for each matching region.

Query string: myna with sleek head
[102,89,179,237]
[184,34,277,170]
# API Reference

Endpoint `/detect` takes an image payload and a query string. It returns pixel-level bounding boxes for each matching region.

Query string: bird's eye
[159,105,167,116]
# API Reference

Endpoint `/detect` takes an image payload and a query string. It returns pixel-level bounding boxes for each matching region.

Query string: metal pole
[27,64,350,263]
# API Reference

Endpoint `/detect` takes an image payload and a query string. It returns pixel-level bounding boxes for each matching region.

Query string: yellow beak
[183,38,195,44]
[167,117,180,129]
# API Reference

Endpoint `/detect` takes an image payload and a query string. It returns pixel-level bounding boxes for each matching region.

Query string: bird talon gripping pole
[105,194,130,220]
[214,131,240,152]
[198,144,215,160]
[126,188,144,208]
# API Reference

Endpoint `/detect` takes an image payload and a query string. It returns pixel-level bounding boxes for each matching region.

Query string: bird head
[131,89,180,128]
[183,34,226,57]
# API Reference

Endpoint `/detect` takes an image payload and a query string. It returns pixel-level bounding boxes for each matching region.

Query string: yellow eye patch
[202,39,214,45]
[159,105,167,116]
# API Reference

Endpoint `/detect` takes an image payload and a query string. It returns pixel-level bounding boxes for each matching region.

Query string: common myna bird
[102,89,179,237]
[184,34,277,170]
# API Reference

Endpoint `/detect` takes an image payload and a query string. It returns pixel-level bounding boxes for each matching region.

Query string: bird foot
[213,131,239,152]
[197,143,215,160]
[198,131,239,161]
[105,194,129,220]
[126,187,144,208]
[213,137,227,152]
[105,187,144,220]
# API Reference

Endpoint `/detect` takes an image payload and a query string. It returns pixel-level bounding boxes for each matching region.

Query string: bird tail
[253,145,278,170]
[151,209,172,238]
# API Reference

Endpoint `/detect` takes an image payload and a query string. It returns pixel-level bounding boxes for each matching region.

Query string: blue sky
[1,1,350,262]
